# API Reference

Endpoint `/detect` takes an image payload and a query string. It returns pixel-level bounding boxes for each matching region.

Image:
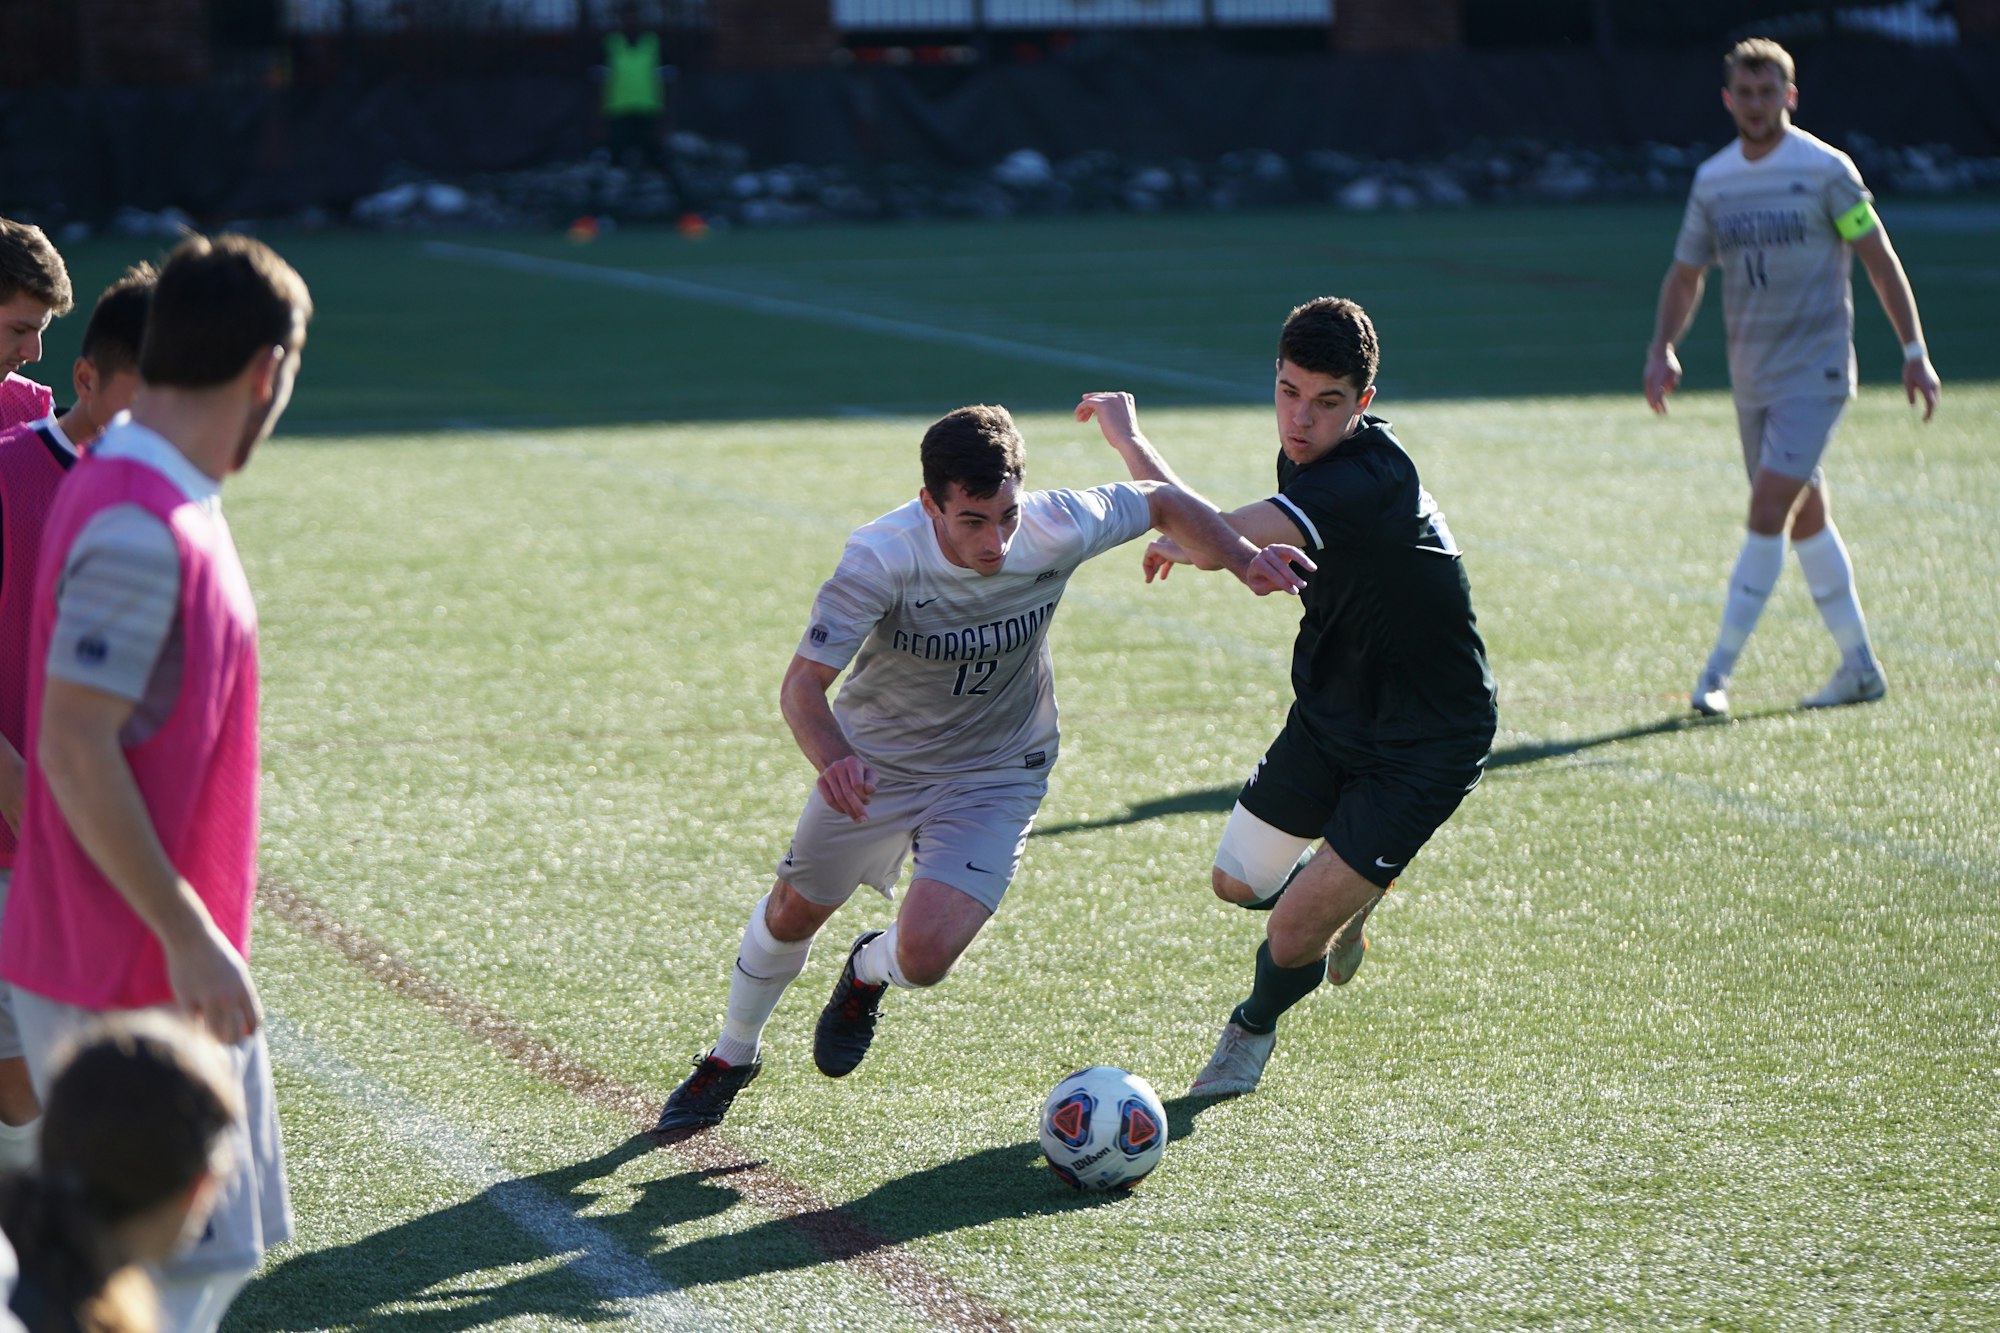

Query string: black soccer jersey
[1267,415,1497,767]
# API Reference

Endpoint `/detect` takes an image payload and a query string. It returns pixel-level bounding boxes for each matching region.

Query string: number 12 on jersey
[953,660,995,696]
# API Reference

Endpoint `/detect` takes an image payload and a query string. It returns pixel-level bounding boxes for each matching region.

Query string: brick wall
[78,0,211,84]
[712,0,835,69]
[1335,0,1463,53]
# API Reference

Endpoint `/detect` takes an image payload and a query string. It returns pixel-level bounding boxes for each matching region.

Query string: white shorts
[776,775,1047,915]
[12,989,294,1293]
[1737,395,1847,487]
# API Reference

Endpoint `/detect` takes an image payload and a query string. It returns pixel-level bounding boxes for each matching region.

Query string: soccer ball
[1039,1065,1168,1191]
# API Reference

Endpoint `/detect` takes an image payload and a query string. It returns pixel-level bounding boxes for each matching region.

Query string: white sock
[714,894,813,1066]
[852,924,922,989]
[1706,531,1787,680]
[1793,525,1877,674]
[0,1116,37,1173]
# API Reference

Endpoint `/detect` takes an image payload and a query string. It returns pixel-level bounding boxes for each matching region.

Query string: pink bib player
[0,452,261,1010]
[0,420,75,868]
[0,373,52,431]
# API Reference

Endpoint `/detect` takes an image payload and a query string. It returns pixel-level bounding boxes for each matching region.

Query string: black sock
[1232,939,1327,1034]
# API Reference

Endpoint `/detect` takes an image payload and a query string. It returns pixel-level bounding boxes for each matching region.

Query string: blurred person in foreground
[1644,37,1940,716]
[0,233,311,1332]
[1078,296,1497,1098]
[0,264,158,1173]
[1,1013,240,1333]
[0,221,74,430]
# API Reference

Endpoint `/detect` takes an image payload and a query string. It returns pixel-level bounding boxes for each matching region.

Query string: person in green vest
[599,3,673,170]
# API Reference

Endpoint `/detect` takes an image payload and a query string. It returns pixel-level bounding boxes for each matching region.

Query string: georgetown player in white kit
[655,404,1311,1134]
[1644,37,1941,716]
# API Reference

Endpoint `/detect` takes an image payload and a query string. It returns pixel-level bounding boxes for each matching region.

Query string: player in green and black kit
[1079,296,1497,1096]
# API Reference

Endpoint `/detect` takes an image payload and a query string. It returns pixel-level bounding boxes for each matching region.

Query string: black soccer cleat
[813,929,888,1078]
[653,1051,761,1136]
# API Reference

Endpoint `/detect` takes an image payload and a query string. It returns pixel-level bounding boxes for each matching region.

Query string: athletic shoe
[813,929,888,1078]
[654,1051,761,1135]
[1801,662,1887,709]
[1691,669,1730,717]
[1326,892,1382,986]
[1187,1021,1276,1098]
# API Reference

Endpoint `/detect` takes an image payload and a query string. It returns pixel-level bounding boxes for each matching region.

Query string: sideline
[267,1014,717,1332]
[258,881,1023,1333]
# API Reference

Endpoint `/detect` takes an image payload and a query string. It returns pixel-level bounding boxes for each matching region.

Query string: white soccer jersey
[798,484,1152,784]
[1674,126,1873,407]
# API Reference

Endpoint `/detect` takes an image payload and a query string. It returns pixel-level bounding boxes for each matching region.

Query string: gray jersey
[1674,126,1872,407]
[798,484,1152,784]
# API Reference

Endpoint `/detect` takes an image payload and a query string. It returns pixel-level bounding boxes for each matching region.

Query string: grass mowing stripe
[257,882,1024,1333]
[265,1014,716,1332]
[422,241,1253,399]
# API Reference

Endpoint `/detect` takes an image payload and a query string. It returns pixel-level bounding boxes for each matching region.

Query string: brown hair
[77,264,159,379]
[0,218,74,315]
[138,233,312,389]
[0,1015,241,1333]
[1725,37,1795,86]
[920,404,1026,503]
[1277,297,1379,392]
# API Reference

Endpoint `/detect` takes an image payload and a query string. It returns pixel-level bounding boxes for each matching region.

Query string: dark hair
[138,234,312,389]
[1277,297,1379,392]
[1725,37,1795,86]
[0,1015,241,1333]
[0,218,74,315]
[920,404,1026,503]
[76,264,158,379]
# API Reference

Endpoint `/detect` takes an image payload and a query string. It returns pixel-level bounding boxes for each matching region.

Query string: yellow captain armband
[1834,199,1880,242]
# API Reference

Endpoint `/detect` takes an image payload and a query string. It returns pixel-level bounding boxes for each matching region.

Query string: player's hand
[1076,391,1141,446]
[1142,537,1189,583]
[165,918,261,1043]
[0,746,24,835]
[1240,544,1315,597]
[1904,354,1940,422]
[817,755,876,823]
[1643,346,1682,414]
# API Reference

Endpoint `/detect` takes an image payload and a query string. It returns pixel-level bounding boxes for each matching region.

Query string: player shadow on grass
[1032,710,1786,838]
[231,1131,1125,1328]
[231,1134,720,1332]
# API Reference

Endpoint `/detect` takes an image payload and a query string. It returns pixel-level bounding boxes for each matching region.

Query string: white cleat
[1691,670,1730,717]
[1188,1021,1276,1098]
[1801,663,1887,709]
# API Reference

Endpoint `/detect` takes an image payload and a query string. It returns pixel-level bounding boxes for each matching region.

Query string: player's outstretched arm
[37,677,260,1042]
[1644,262,1707,414]
[1854,227,1940,422]
[1077,391,1199,493]
[779,654,875,822]
[1143,484,1313,596]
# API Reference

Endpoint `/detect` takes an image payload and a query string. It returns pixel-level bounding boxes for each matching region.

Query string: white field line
[422,241,1254,398]
[1609,766,2000,888]
[266,1015,722,1333]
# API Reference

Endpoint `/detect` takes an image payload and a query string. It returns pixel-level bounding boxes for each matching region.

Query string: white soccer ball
[1038,1065,1168,1191]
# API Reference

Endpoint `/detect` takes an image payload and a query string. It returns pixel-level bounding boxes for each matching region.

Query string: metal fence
[832,0,1334,28]
[282,0,713,32]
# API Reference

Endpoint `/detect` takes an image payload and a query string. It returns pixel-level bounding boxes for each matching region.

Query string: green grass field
[37,201,2000,1331]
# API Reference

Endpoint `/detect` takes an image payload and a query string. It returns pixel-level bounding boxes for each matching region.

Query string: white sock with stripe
[1793,525,1877,673]
[1706,531,1787,681]
[713,893,813,1067]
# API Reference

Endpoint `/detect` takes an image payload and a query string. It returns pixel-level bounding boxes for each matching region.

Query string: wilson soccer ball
[1039,1065,1168,1191]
